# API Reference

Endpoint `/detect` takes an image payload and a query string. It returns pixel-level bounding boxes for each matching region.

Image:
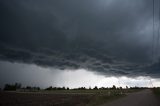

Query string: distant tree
[119,87,122,90]
[3,83,22,91]
[62,87,65,90]
[112,85,116,90]
[76,87,86,90]
[93,86,98,90]
[33,87,40,91]
[57,87,62,90]
[26,86,32,90]
[45,86,53,90]
[99,87,105,90]
[37,87,40,90]
[15,83,21,89]
[67,87,70,90]
[45,86,66,90]
[126,86,128,89]
[3,84,9,91]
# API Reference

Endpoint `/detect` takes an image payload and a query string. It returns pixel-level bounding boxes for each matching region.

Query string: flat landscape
[1,89,159,106]
[0,89,126,106]
[1,0,160,106]
[0,92,92,106]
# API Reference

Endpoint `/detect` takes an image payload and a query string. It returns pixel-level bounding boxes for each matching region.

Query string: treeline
[45,86,69,90]
[3,83,40,91]
[3,83,21,91]
[44,85,129,91]
[2,83,123,91]
[1,83,157,91]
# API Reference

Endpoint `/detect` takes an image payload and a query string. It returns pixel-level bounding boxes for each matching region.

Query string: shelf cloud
[0,0,160,79]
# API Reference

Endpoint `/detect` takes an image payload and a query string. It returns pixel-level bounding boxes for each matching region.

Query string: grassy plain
[0,89,143,106]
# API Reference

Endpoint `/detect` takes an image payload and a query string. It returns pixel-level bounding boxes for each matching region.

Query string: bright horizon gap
[0,61,160,89]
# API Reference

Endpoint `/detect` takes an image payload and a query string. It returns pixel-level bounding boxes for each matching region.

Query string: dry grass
[0,89,137,106]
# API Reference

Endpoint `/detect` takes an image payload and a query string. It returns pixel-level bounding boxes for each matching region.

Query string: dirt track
[101,89,160,106]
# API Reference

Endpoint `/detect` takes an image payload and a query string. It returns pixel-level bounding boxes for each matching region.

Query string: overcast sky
[0,0,160,88]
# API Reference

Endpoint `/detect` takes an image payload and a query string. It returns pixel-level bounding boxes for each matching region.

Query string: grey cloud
[1,44,159,78]
[0,0,160,78]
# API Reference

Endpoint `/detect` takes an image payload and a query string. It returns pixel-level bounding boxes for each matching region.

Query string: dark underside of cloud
[0,0,160,78]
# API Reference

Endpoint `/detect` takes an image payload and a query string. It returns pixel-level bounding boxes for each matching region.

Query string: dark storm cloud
[0,0,159,77]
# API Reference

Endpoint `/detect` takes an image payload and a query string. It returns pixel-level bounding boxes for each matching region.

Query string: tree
[26,86,32,90]
[126,86,128,89]
[93,86,98,90]
[112,85,116,90]
[45,86,53,90]
[15,83,21,89]
[119,87,122,90]
[67,87,70,90]
[3,83,21,91]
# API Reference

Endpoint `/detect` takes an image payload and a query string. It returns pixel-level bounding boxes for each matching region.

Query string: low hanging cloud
[0,0,160,78]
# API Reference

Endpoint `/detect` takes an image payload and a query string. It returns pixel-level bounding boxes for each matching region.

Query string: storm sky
[0,0,160,88]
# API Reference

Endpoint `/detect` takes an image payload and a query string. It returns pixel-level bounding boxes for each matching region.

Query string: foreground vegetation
[152,87,160,96]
